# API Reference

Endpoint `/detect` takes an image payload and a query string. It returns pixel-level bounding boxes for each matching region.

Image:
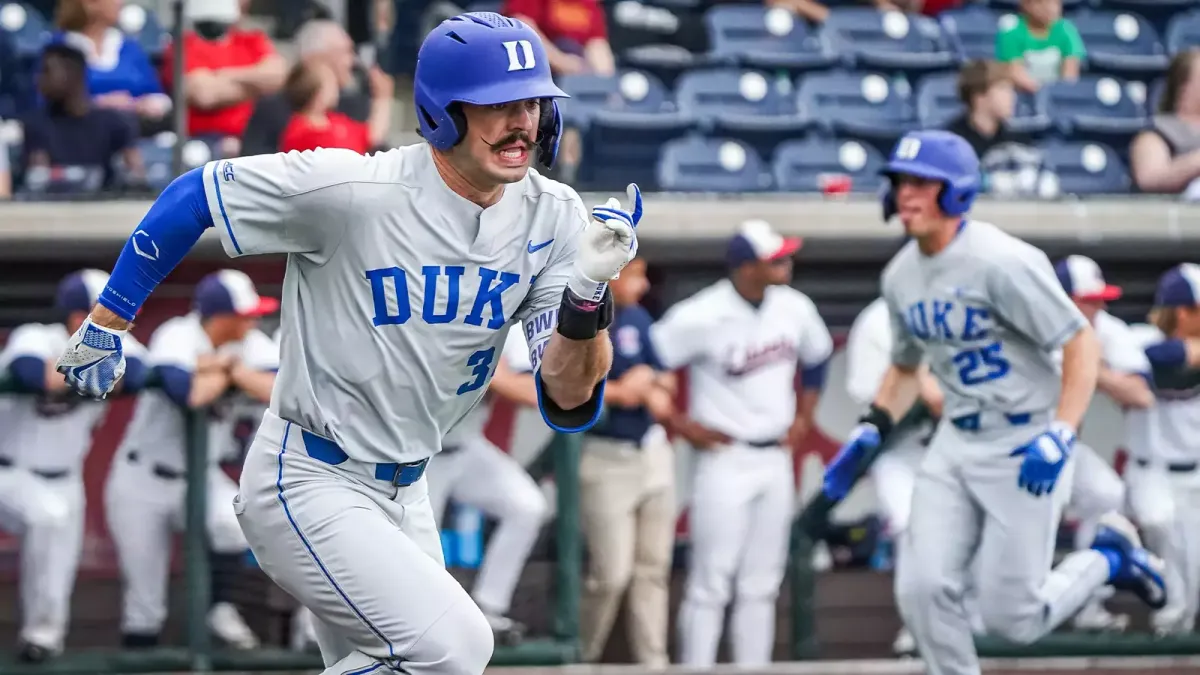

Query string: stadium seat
[1104,0,1198,37]
[823,8,956,77]
[1165,8,1200,52]
[796,71,915,153]
[1037,140,1132,194]
[656,137,772,191]
[1148,76,1165,112]
[557,70,671,128]
[0,2,48,58]
[987,0,1086,12]
[915,72,962,128]
[619,46,715,91]
[771,136,886,193]
[939,6,1002,61]
[582,109,697,190]
[703,5,838,74]
[135,135,175,191]
[1040,76,1148,148]
[674,68,810,157]
[117,3,169,60]
[1068,11,1168,79]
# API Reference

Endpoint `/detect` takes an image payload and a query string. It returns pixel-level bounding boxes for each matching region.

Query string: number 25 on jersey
[906,299,1011,386]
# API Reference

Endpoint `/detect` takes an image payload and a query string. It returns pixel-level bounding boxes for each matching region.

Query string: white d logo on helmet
[503,40,536,71]
[895,137,922,160]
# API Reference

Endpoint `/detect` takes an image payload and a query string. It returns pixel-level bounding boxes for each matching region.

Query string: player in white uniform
[651,219,833,667]
[105,270,278,649]
[55,14,637,675]
[426,324,546,645]
[0,270,146,662]
[1053,255,1157,632]
[1124,263,1200,635]
[823,131,1165,675]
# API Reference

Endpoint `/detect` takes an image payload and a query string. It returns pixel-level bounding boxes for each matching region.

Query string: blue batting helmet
[414,12,569,170]
[880,130,980,222]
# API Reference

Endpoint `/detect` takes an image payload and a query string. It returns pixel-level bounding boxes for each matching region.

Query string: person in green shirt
[995,0,1086,92]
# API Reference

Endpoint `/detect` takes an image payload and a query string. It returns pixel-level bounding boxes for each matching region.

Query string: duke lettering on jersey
[904,299,1011,386]
[366,265,522,330]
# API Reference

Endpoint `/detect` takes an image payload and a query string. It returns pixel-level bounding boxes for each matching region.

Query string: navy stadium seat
[136,135,175,192]
[771,136,886,193]
[939,6,1002,61]
[118,3,169,60]
[656,137,772,191]
[557,70,670,128]
[674,68,809,157]
[0,2,48,58]
[619,46,715,90]
[1103,0,1198,37]
[796,71,915,153]
[1040,76,1148,148]
[1069,11,1168,79]
[1148,76,1165,112]
[1165,8,1200,52]
[915,72,962,128]
[987,0,1086,12]
[582,109,696,190]
[1038,140,1131,194]
[703,4,837,74]
[823,8,956,77]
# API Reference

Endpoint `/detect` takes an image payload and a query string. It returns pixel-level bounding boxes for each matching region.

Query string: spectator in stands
[1130,50,1200,196]
[242,19,393,156]
[995,0,1084,92]
[872,0,960,19]
[278,61,387,154]
[50,0,171,126]
[503,0,616,76]
[20,44,143,192]
[160,0,287,153]
[946,60,1048,198]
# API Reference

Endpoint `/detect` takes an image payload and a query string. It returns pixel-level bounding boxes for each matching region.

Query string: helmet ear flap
[536,98,562,170]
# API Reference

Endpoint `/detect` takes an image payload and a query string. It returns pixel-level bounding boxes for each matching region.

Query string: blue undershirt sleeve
[155,365,193,407]
[800,359,830,391]
[1145,339,1187,369]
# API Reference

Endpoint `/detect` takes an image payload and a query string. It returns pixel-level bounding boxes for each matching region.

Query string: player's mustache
[489,131,533,151]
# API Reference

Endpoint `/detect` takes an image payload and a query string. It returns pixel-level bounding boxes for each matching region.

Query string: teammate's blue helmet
[880,130,980,221]
[414,12,569,170]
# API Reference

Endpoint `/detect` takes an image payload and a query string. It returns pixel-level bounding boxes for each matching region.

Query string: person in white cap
[0,270,147,663]
[104,269,278,650]
[1053,255,1156,633]
[650,219,833,667]
[1124,263,1200,636]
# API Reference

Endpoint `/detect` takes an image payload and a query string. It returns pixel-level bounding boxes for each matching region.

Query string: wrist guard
[857,404,895,443]
[556,287,614,340]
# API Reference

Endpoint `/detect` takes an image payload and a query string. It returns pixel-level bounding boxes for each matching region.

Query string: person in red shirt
[503,0,615,76]
[278,61,384,155]
[159,0,286,146]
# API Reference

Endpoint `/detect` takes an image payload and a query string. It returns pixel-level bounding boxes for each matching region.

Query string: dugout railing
[0,374,585,674]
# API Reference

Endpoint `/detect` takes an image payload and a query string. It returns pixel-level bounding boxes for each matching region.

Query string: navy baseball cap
[1054,255,1121,302]
[1154,263,1200,307]
[194,270,279,319]
[55,269,109,313]
[727,219,802,268]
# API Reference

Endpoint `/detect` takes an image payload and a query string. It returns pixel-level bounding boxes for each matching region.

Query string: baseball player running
[823,130,1165,675]
[426,323,547,645]
[104,270,277,650]
[1053,255,1156,632]
[55,13,637,675]
[0,270,146,663]
[651,219,833,667]
[1126,263,1200,635]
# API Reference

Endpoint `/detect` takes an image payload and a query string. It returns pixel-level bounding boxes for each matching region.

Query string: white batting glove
[55,318,128,399]
[570,183,641,303]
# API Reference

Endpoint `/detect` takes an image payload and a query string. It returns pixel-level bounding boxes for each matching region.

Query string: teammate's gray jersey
[201,144,588,464]
[882,220,1086,420]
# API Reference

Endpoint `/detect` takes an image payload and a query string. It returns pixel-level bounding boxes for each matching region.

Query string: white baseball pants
[678,442,794,667]
[234,412,493,675]
[425,434,547,617]
[1125,458,1200,632]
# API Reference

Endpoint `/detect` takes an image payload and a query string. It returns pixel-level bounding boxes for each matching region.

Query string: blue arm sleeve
[122,356,148,393]
[9,356,47,392]
[155,365,193,407]
[799,359,830,391]
[99,168,214,321]
[1145,339,1187,369]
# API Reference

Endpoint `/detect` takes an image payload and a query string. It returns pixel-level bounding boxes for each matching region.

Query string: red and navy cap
[194,270,279,319]
[1054,255,1122,302]
[726,219,802,268]
[55,269,110,313]
[1154,263,1200,307]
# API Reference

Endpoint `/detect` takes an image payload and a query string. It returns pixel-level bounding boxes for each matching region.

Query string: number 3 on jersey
[458,347,495,395]
[953,342,1010,385]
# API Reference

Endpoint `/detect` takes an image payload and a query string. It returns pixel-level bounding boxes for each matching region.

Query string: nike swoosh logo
[527,238,554,254]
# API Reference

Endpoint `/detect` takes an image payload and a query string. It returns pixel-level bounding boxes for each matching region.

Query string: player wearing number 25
[53,13,638,675]
[823,130,1166,675]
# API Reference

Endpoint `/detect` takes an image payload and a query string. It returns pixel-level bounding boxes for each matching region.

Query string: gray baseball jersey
[200,144,587,464]
[882,220,1087,420]
[440,324,534,448]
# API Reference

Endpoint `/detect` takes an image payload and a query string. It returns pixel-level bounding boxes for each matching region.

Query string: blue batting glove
[1009,421,1075,497]
[823,422,882,500]
[55,318,127,399]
